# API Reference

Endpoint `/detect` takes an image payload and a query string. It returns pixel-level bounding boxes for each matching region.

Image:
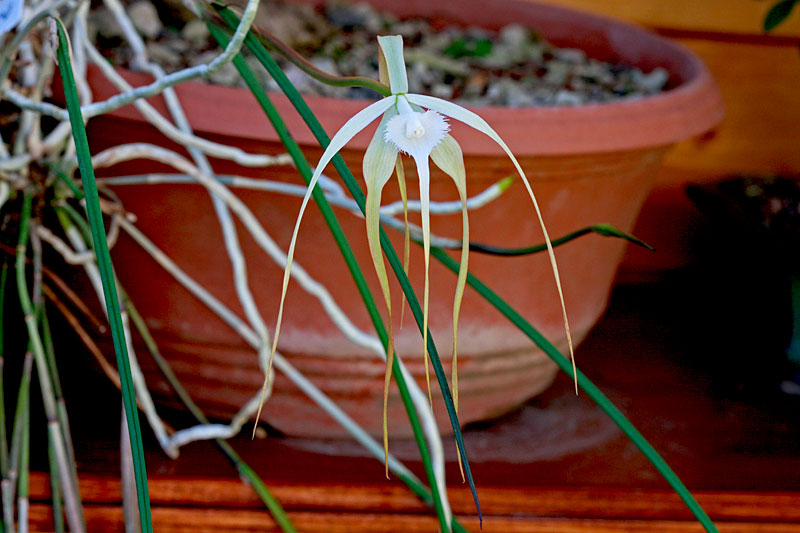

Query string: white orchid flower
[257,35,574,471]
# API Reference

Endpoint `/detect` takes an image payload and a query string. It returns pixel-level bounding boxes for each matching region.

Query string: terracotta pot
[83,0,723,438]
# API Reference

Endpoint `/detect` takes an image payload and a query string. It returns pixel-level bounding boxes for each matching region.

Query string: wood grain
[27,502,800,532]
[27,473,800,522]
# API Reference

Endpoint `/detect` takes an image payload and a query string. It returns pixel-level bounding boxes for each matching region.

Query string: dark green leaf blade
[450,223,655,256]
[764,0,798,32]
[54,19,153,533]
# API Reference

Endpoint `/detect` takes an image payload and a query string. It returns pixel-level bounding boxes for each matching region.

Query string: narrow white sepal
[377,35,408,95]
[287,95,396,247]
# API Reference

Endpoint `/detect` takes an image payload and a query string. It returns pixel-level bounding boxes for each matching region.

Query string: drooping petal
[395,157,411,329]
[253,96,397,428]
[430,134,469,482]
[429,134,468,403]
[363,108,400,477]
[408,93,578,389]
[363,108,400,191]
[377,35,408,94]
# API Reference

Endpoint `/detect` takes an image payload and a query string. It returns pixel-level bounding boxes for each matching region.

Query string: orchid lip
[383,108,449,157]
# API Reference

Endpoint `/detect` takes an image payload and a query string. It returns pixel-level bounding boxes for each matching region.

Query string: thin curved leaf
[466,223,655,256]
[430,245,718,533]
[55,18,152,532]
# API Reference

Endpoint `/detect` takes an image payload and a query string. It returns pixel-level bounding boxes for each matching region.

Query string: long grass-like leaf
[46,440,65,533]
[0,259,9,481]
[40,309,76,533]
[17,395,28,533]
[207,22,457,532]
[7,350,32,533]
[214,11,481,526]
[54,19,153,532]
[429,246,718,532]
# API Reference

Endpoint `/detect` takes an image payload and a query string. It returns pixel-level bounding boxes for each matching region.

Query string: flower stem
[209,3,391,97]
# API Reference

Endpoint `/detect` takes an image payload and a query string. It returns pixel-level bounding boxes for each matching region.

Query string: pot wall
[90,118,665,436]
[82,0,721,437]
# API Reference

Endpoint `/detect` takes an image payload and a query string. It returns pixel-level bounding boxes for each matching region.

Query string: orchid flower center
[406,115,425,138]
[384,97,449,157]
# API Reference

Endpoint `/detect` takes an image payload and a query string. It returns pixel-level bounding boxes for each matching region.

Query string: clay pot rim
[87,0,724,157]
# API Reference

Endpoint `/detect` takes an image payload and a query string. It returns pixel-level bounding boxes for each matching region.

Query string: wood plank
[27,282,799,530]
[536,0,800,37]
[27,473,800,523]
[27,503,800,532]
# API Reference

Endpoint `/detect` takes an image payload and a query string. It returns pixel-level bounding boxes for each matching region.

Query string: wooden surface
[539,0,800,277]
[537,0,800,37]
[27,276,800,531]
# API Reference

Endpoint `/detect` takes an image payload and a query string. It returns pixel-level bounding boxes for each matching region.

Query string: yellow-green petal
[430,133,469,481]
[363,108,400,477]
[395,157,411,329]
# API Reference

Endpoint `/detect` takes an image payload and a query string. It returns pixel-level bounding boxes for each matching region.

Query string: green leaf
[55,19,153,533]
[0,259,8,479]
[764,0,798,32]
[467,223,655,256]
